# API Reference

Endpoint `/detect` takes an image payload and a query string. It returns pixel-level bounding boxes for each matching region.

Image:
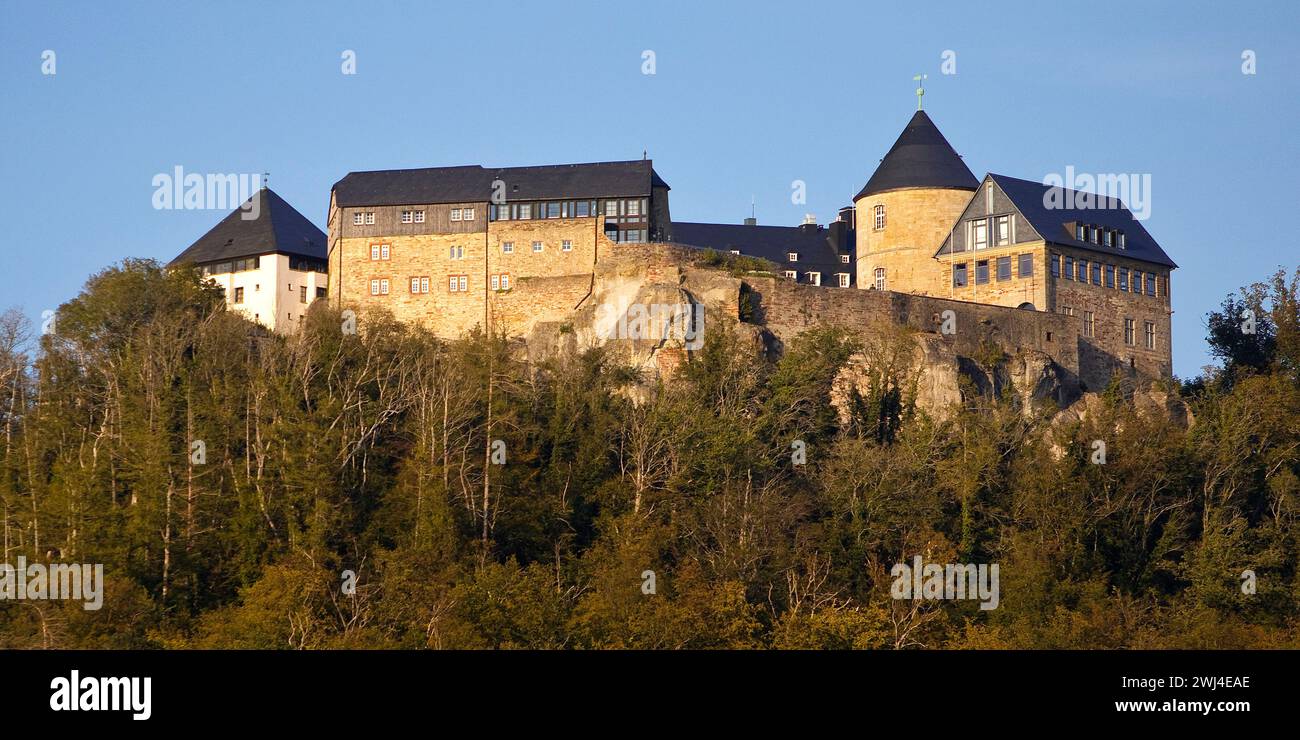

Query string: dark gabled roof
[169,188,327,267]
[856,110,979,200]
[985,173,1176,268]
[333,159,669,208]
[672,221,851,271]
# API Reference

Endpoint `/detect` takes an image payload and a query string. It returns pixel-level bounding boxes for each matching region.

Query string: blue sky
[2,0,1297,376]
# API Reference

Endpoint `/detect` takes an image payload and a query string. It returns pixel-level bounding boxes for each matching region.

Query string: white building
[169,188,328,333]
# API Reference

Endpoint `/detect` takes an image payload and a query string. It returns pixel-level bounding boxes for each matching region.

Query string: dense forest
[1,259,1298,649]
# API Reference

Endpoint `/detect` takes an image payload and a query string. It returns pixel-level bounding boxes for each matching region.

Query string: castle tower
[854,110,978,294]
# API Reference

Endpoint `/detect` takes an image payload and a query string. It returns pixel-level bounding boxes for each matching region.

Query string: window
[1088,225,1098,243]
[1103,230,1113,247]
[462,208,474,221]
[576,201,590,218]
[1144,321,1155,349]
[837,273,850,287]
[994,255,1010,281]
[562,240,572,252]
[1132,270,1143,293]
[840,254,850,264]
[365,212,375,225]
[994,215,1010,246]
[411,277,431,294]
[1018,253,1033,278]
[1050,253,1060,278]
[381,244,390,260]
[449,245,464,260]
[233,287,244,303]
[518,204,532,219]
[1117,232,1126,249]
[547,202,561,219]
[448,275,468,293]
[874,267,886,291]
[730,249,741,255]
[532,241,543,253]
[300,286,307,304]
[502,241,514,254]
[370,244,380,260]
[380,279,389,295]
[500,274,510,290]
[1124,318,1136,345]
[807,272,822,286]
[784,270,798,280]
[1145,273,1156,296]
[1091,262,1101,285]
[1105,264,1115,288]
[450,208,462,221]
[489,273,511,291]
[604,201,619,216]
[1063,256,1074,280]
[490,274,499,291]
[627,200,641,217]
[874,204,886,230]
[316,287,326,299]
[1119,268,1129,291]
[401,210,414,224]
[971,219,988,250]
[353,212,363,226]
[1083,311,1095,338]
[415,210,425,223]
[953,263,968,287]
[1075,223,1085,241]
[1059,306,1075,317]
[975,260,989,285]
[788,252,799,262]
[1076,259,1087,283]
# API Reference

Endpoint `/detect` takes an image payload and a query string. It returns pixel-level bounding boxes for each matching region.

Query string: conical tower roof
[855,110,979,200]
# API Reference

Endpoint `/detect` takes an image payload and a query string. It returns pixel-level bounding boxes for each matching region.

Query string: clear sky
[2,0,1297,376]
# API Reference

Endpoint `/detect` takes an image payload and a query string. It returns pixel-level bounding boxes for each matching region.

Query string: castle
[170,109,1176,383]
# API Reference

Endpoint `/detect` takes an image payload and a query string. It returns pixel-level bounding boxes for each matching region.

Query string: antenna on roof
[642,149,647,160]
[913,73,927,111]
[261,172,270,190]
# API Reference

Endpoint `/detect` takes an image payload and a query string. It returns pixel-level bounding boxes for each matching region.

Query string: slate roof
[169,188,327,266]
[333,159,669,207]
[856,110,979,200]
[672,221,852,275]
[980,173,1176,268]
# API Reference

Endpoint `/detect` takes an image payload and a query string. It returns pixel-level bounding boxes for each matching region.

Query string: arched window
[873,205,886,230]
[874,267,887,291]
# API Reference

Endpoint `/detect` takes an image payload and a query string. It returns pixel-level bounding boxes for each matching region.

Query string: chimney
[798,213,820,234]
[743,217,757,226]
[837,205,855,229]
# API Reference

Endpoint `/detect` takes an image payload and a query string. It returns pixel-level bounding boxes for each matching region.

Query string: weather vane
[914,74,927,111]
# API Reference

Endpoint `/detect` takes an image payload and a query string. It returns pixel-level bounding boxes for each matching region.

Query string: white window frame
[353,212,363,226]
[380,278,389,295]
[532,241,543,253]
[500,274,510,290]
[806,271,821,286]
[874,204,886,230]
[401,210,413,224]
[364,212,375,225]
[410,277,421,294]
[458,275,467,292]
[450,208,463,221]
[994,215,1010,246]
[463,208,475,221]
[380,244,390,260]
[840,254,850,264]
[491,275,500,291]
[784,270,798,281]
[874,267,886,291]
[787,252,799,262]
[414,210,425,223]
[562,240,572,252]
[370,280,380,296]
[370,244,380,261]
[837,273,850,287]
[971,219,988,250]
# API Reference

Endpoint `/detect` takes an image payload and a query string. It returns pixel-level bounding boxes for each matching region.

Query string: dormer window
[787,252,799,262]
[1117,232,1126,249]
[1075,223,1084,241]
[1088,225,1098,243]
[1103,230,1113,247]
[971,219,988,250]
[729,249,741,255]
